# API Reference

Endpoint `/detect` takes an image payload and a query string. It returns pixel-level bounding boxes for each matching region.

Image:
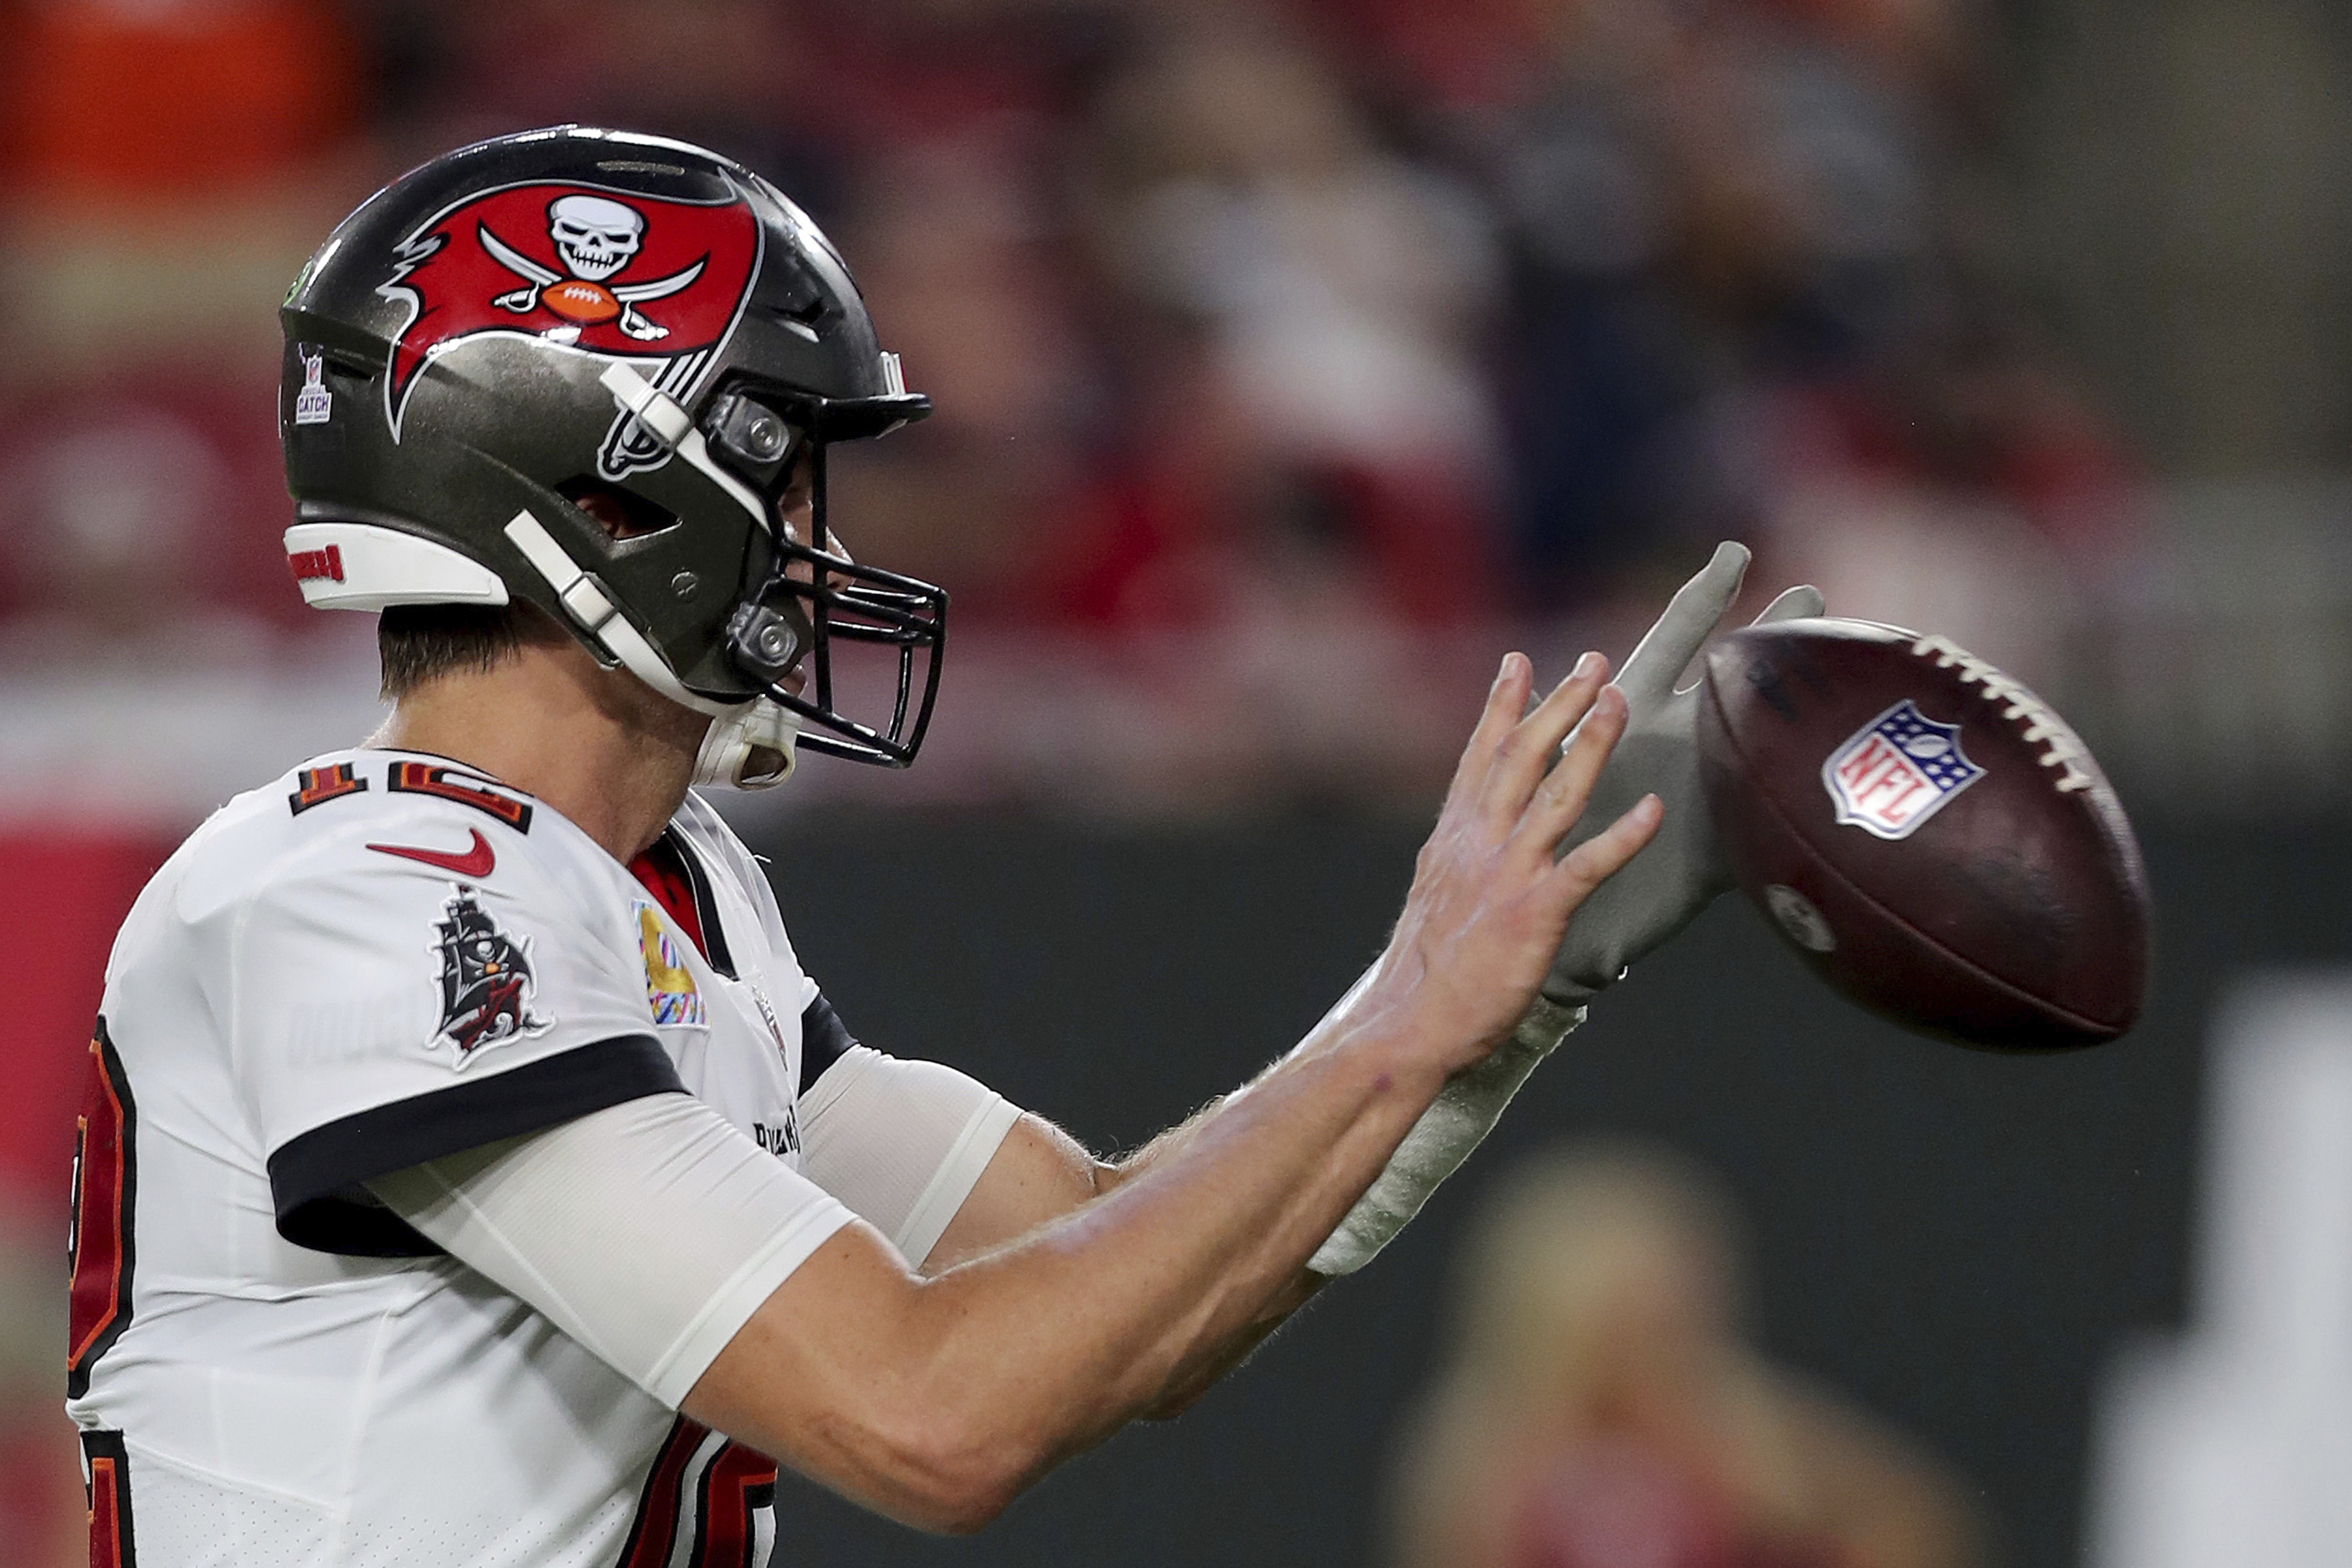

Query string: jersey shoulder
[171,750,588,923]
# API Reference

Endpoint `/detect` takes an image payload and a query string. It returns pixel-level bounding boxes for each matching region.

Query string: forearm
[1088,1092,1329,1419]
[692,996,1445,1522]
[966,1038,1410,1425]
[696,650,1658,1530]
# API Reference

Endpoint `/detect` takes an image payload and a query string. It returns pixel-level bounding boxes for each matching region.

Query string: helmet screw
[755,621,796,662]
[670,570,700,600]
[743,414,787,461]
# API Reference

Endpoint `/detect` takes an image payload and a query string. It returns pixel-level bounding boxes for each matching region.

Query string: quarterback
[65,128,1820,1565]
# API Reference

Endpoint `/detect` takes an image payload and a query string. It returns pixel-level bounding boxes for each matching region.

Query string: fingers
[1516,678,1629,849]
[1615,541,1750,706]
[1752,583,1825,624]
[1444,652,1537,813]
[1554,792,1665,901]
[1479,653,1609,821]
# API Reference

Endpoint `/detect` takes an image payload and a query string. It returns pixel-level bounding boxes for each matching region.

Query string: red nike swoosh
[367,828,496,878]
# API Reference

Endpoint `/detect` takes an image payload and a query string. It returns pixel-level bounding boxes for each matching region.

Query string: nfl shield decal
[636,902,707,1027]
[431,887,551,1064]
[377,180,762,472]
[1821,700,1984,840]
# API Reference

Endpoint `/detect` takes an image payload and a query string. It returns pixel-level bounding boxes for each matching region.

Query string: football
[542,279,623,325]
[1695,617,2149,1049]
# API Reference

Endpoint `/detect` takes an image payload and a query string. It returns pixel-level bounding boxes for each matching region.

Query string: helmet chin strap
[502,510,733,717]
[694,699,801,789]
[591,365,811,791]
[506,368,825,791]
[506,506,798,791]
[599,364,775,536]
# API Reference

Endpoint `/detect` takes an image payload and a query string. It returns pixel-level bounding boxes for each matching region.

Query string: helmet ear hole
[555,479,678,541]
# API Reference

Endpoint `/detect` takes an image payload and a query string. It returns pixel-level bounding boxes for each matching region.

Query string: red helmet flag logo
[378,182,761,446]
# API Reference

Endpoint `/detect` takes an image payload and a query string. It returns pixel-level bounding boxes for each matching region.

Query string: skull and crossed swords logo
[478,193,706,344]
[377,180,762,455]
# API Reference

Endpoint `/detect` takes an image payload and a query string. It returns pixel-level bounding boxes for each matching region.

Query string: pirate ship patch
[430,887,551,1066]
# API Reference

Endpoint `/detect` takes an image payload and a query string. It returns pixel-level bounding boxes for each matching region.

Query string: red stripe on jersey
[628,838,708,959]
[68,1024,136,1399]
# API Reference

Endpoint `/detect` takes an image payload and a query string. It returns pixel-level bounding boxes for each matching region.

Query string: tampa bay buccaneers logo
[378,180,762,475]
[431,887,551,1064]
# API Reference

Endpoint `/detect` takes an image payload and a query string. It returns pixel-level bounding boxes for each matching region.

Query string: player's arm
[386,654,1654,1533]
[694,657,1654,1522]
[825,545,1823,1299]
[911,1092,1318,1420]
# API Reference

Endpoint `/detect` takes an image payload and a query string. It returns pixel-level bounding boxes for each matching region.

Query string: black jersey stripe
[798,993,859,1096]
[267,1035,683,1257]
[662,828,736,979]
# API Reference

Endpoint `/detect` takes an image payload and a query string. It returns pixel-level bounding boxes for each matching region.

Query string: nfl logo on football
[1821,700,1984,840]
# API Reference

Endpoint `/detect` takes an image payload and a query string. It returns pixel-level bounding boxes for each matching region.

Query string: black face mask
[704,387,947,769]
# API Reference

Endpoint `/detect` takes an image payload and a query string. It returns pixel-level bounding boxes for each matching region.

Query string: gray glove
[1543,542,1824,1002]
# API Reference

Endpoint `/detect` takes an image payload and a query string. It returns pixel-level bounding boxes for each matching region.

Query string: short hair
[378,604,527,700]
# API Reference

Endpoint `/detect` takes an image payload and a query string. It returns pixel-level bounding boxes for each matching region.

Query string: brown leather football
[1696,617,2149,1049]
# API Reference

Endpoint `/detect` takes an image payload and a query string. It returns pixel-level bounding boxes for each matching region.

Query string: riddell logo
[287,545,344,583]
[378,181,762,479]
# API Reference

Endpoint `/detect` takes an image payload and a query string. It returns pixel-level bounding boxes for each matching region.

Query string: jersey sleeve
[227,845,679,1256]
[669,800,1023,1265]
[372,1094,857,1409]
[796,1001,1022,1268]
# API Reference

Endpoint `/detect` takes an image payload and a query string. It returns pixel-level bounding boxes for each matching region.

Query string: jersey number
[387,762,534,830]
[284,760,533,830]
[81,1430,136,1568]
[69,1021,137,1400]
[618,1418,777,1568]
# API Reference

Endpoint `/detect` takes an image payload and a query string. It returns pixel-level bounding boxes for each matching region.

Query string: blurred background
[1,0,2348,1563]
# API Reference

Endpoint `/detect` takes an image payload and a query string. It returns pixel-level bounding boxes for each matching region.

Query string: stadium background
[1,0,2348,1563]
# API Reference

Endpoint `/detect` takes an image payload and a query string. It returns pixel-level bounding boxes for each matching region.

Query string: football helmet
[278,125,945,785]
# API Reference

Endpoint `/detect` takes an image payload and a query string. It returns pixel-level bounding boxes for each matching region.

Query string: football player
[64,127,1821,1564]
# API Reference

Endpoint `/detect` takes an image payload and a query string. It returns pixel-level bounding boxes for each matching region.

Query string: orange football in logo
[542,280,622,325]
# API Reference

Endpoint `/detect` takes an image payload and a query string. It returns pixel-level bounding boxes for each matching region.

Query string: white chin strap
[598,363,806,791]
[500,367,811,791]
[695,698,801,789]
[500,506,800,791]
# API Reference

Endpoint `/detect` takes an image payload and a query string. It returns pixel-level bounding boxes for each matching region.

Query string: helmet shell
[280,126,924,704]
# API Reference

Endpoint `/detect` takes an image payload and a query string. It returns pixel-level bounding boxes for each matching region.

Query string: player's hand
[1367,651,1663,1076]
[1543,542,1823,1002]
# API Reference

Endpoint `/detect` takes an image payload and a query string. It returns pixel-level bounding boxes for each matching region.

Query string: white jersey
[66,749,999,1567]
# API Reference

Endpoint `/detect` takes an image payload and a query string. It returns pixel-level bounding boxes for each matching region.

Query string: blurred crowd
[1392,1144,1987,1568]
[0,0,2138,680]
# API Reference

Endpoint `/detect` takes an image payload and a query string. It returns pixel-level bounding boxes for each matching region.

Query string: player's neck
[372,636,703,864]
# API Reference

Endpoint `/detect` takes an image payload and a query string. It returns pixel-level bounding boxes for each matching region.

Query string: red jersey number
[619,1417,778,1568]
[68,1022,137,1399]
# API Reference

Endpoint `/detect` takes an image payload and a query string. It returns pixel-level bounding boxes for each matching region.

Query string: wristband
[1307,994,1584,1276]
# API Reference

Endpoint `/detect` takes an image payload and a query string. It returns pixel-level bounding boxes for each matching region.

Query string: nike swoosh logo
[367,828,496,878]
